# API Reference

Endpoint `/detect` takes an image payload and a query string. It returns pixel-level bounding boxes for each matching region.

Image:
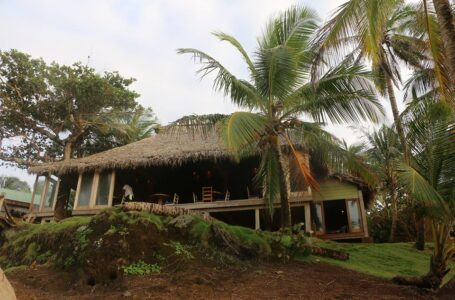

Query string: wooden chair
[202,186,213,202]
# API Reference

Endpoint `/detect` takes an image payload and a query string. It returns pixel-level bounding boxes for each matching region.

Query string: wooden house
[28,130,373,241]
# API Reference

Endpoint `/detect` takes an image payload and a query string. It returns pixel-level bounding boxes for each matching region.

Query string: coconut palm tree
[319,0,428,161]
[393,100,455,289]
[177,6,383,228]
[319,0,432,249]
[365,126,403,242]
[431,0,455,91]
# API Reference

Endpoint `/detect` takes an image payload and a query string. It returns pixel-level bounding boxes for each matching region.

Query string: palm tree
[319,0,428,161]
[431,0,455,91]
[365,126,402,242]
[393,100,455,289]
[177,6,382,228]
[319,0,431,249]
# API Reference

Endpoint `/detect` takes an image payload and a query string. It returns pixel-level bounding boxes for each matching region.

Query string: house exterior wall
[312,180,359,201]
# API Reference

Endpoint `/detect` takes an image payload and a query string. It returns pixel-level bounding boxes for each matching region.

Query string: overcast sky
[0,0,403,187]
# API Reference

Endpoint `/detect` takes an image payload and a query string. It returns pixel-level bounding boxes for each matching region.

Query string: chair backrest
[173,193,179,204]
[193,192,198,203]
[224,190,230,202]
[202,186,213,202]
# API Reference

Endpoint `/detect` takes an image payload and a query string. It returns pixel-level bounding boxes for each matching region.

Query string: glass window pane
[43,178,57,209]
[78,173,94,207]
[348,199,362,232]
[33,176,46,210]
[96,172,111,206]
[311,202,324,232]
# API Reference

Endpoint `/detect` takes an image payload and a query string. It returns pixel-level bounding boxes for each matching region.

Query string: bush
[122,260,161,275]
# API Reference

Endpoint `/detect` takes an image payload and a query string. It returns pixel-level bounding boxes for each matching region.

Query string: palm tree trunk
[389,177,398,242]
[385,75,408,161]
[433,0,455,92]
[272,135,292,229]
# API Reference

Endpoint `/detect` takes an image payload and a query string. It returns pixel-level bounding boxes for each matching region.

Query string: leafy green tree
[393,101,455,289]
[365,126,403,242]
[0,49,141,167]
[76,106,159,157]
[0,176,31,192]
[177,6,382,228]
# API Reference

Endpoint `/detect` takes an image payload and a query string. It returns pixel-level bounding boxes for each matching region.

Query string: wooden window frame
[345,198,363,233]
[36,175,60,213]
[312,201,326,235]
[74,171,115,210]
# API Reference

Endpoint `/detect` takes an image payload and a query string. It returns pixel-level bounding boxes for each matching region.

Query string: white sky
[0,0,405,187]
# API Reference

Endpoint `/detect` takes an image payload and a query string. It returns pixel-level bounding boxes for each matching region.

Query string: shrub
[122,260,161,275]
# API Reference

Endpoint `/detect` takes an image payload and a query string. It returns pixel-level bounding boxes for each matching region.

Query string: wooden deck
[169,192,312,213]
[27,192,312,218]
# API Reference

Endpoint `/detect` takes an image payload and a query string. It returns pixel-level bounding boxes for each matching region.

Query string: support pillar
[304,202,311,233]
[358,190,369,237]
[255,208,260,230]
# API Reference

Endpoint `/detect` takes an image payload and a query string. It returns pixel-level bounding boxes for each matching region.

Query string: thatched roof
[29,131,233,175]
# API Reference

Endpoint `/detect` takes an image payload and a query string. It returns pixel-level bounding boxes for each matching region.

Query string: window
[32,176,46,210]
[78,173,94,207]
[96,172,111,206]
[311,202,324,233]
[347,199,362,232]
[43,176,58,209]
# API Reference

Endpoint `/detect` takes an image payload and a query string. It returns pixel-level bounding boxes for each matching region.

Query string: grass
[304,239,455,284]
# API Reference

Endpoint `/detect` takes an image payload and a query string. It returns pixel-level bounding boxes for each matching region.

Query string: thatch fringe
[29,131,232,175]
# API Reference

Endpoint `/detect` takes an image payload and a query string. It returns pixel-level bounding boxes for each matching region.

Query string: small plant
[165,241,194,259]
[122,260,161,275]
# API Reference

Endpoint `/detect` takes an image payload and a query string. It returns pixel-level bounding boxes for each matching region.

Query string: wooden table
[150,193,171,205]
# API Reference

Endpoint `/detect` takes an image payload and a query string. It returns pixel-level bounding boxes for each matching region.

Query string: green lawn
[302,239,455,284]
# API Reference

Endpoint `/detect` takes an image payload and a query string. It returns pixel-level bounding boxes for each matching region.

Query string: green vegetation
[306,240,455,284]
[122,260,161,275]
[0,208,309,283]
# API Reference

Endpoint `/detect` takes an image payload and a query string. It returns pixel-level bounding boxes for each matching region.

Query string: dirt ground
[8,261,454,299]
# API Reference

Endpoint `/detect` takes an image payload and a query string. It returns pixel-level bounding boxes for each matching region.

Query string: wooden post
[255,208,260,230]
[52,178,61,211]
[358,190,369,238]
[304,202,311,233]
[29,175,39,212]
[107,171,116,207]
[73,174,83,210]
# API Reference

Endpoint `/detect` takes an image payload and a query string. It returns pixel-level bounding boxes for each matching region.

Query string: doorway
[323,200,349,234]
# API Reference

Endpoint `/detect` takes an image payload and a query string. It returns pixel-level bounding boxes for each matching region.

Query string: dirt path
[8,261,450,299]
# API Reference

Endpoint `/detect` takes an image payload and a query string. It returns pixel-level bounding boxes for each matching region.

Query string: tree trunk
[389,178,398,242]
[272,136,292,229]
[385,75,408,161]
[415,215,426,251]
[433,0,455,93]
[63,142,72,160]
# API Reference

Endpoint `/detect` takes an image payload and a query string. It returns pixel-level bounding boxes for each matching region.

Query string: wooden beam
[254,208,260,230]
[358,190,369,237]
[29,175,39,212]
[73,174,82,210]
[107,171,116,208]
[38,177,50,212]
[89,172,100,208]
[304,202,311,233]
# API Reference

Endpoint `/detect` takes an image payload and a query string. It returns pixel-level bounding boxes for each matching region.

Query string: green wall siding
[312,180,359,201]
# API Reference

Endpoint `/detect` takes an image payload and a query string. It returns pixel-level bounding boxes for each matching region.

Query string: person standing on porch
[121,184,134,204]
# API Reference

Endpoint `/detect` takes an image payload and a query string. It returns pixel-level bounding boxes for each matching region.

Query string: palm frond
[177,48,263,109]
